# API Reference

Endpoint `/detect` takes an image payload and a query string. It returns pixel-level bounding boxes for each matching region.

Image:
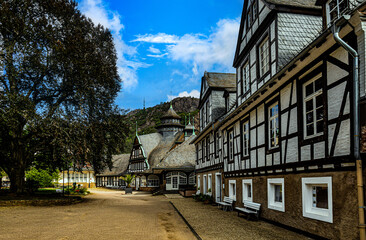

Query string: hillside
[123,97,200,153]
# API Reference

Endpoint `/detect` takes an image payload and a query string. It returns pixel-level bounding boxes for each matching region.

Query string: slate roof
[155,135,196,169]
[96,154,130,176]
[265,0,320,9]
[204,72,236,89]
[277,13,322,69]
[161,106,181,119]
[138,133,162,159]
[148,132,183,168]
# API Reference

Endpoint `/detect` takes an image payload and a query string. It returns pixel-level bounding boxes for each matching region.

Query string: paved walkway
[0,189,194,240]
[170,198,312,240]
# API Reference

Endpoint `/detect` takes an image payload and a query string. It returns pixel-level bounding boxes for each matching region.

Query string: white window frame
[259,36,270,77]
[242,120,250,157]
[229,130,234,161]
[203,175,207,194]
[208,174,212,195]
[302,177,333,223]
[241,61,250,95]
[242,179,253,202]
[202,139,206,162]
[303,74,324,139]
[197,175,201,193]
[267,178,285,212]
[268,102,279,149]
[229,179,236,201]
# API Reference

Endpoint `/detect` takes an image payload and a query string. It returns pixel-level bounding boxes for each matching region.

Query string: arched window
[189,173,196,185]
[179,172,187,185]
[147,175,159,187]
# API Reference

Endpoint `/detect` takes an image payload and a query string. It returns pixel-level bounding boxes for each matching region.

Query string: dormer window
[326,0,348,26]
[246,0,258,28]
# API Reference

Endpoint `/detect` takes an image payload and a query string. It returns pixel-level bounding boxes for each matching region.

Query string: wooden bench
[235,200,261,220]
[217,196,235,211]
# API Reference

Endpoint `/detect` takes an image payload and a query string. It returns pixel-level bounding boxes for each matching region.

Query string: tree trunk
[9,134,27,194]
[9,166,26,194]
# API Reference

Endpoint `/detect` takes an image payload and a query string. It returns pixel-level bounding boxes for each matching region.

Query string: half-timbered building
[191,72,236,202]
[194,0,366,239]
[127,104,197,192]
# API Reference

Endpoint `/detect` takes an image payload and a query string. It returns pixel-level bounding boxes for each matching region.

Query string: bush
[25,168,59,190]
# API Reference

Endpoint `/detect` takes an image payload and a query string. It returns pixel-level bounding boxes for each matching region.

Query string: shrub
[25,168,59,191]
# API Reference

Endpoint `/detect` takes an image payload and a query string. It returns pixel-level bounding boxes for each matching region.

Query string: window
[268,103,279,149]
[252,0,257,21]
[189,173,196,185]
[242,179,253,202]
[202,139,206,163]
[326,0,348,26]
[259,36,270,77]
[241,61,250,95]
[206,136,210,161]
[247,8,252,28]
[242,121,249,157]
[201,108,205,128]
[206,101,209,123]
[303,76,324,138]
[196,145,199,164]
[229,180,236,200]
[197,175,201,192]
[203,175,207,194]
[302,177,333,223]
[208,174,212,195]
[267,178,285,212]
[229,130,234,161]
[147,175,159,187]
[179,172,187,185]
[215,132,219,155]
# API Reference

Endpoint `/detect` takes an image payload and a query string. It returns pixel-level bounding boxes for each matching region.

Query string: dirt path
[0,189,195,240]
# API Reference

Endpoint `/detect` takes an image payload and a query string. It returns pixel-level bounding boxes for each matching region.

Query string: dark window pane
[306,83,313,97]
[274,185,282,202]
[247,184,252,198]
[316,95,323,108]
[315,78,322,92]
[314,186,328,209]
[307,124,314,136]
[306,100,313,112]
[316,107,324,121]
[317,121,324,134]
[306,112,314,124]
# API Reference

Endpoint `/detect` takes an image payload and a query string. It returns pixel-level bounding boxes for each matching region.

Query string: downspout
[333,22,365,240]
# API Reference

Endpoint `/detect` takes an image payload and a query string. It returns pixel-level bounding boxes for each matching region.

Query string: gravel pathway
[0,189,194,240]
[170,198,313,240]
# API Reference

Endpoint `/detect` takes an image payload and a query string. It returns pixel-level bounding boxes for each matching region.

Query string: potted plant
[121,174,135,194]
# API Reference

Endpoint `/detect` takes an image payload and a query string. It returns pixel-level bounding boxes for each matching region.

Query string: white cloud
[167,90,200,101]
[148,46,161,54]
[78,0,149,91]
[132,33,179,44]
[133,18,240,78]
[147,53,168,58]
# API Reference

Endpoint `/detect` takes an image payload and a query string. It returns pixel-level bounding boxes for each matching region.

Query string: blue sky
[76,0,244,110]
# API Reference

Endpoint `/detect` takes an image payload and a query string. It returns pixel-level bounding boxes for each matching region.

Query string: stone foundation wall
[224,171,358,239]
[196,169,223,201]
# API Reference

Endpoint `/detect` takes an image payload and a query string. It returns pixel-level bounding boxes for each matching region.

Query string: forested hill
[123,97,200,153]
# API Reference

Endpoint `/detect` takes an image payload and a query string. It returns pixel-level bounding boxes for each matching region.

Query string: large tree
[0,0,122,193]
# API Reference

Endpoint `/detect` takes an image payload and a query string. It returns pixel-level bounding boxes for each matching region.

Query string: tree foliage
[25,167,59,191]
[0,0,126,193]
[121,174,135,188]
